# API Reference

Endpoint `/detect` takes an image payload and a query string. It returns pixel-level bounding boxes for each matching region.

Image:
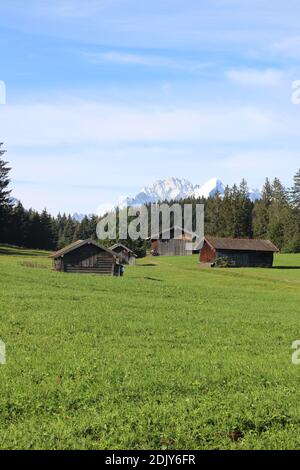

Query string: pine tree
[221,185,235,237]
[8,201,28,246]
[235,179,253,237]
[39,209,57,250]
[266,178,289,250]
[62,215,77,245]
[73,216,93,240]
[272,178,288,205]
[261,178,273,205]
[281,206,300,253]
[205,194,224,236]
[253,200,269,239]
[291,169,300,209]
[0,143,12,242]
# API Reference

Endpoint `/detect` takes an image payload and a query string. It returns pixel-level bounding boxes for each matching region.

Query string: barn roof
[204,236,279,252]
[50,239,117,259]
[150,225,196,241]
[110,243,137,256]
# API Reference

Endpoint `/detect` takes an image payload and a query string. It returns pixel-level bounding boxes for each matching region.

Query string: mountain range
[73,177,261,220]
[119,177,261,208]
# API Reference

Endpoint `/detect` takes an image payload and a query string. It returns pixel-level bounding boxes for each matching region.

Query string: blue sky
[0,0,300,214]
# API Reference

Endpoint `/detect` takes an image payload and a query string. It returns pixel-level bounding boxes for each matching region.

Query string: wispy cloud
[227,68,284,87]
[33,0,106,19]
[1,99,297,148]
[223,149,300,182]
[271,36,300,59]
[87,50,215,72]
[89,51,175,67]
[1,1,300,214]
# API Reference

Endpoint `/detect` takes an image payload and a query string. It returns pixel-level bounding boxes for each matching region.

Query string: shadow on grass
[273,266,300,270]
[0,247,49,257]
[137,263,158,267]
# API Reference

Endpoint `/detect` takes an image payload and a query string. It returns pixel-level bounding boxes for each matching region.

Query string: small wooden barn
[50,239,122,275]
[110,243,137,265]
[150,225,194,256]
[200,236,279,267]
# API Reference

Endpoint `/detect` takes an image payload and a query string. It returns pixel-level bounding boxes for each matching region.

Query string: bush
[212,256,236,268]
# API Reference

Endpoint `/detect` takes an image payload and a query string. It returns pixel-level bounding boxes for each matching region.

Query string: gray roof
[109,243,137,256]
[50,239,117,259]
[150,225,196,240]
[204,236,279,252]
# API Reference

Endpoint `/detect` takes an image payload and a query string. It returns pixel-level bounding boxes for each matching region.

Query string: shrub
[212,256,236,268]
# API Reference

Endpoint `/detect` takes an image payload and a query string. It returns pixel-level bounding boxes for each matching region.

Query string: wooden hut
[50,239,122,275]
[110,243,137,265]
[150,225,194,256]
[200,236,279,267]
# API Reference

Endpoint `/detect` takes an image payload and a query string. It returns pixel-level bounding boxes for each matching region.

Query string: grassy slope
[0,245,300,450]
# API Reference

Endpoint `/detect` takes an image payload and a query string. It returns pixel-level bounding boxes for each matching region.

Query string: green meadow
[0,245,300,450]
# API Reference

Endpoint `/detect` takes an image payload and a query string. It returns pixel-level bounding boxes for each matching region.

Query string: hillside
[0,246,300,449]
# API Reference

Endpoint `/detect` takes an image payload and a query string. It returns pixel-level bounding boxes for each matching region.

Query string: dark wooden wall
[54,245,117,275]
[215,249,274,267]
[111,247,136,265]
[200,244,275,267]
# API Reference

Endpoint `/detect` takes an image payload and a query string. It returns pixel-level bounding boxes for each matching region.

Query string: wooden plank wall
[62,246,116,275]
[216,249,274,267]
[158,239,193,256]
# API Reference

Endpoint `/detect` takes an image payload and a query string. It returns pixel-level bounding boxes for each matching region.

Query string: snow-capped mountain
[9,197,20,206]
[94,177,262,215]
[72,212,94,222]
[194,177,225,199]
[248,188,261,202]
[119,177,261,208]
[120,177,195,207]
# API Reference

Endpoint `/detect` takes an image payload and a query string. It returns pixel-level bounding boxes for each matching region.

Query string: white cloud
[271,36,300,59]
[89,51,171,67]
[227,68,284,87]
[222,149,300,185]
[87,50,215,72]
[0,100,294,148]
[33,0,107,19]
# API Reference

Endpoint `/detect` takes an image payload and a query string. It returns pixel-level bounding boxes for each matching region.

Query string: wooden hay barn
[150,225,194,256]
[50,239,122,276]
[200,236,279,267]
[109,243,137,265]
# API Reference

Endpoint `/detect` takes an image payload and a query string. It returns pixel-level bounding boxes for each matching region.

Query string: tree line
[202,177,300,252]
[0,143,299,254]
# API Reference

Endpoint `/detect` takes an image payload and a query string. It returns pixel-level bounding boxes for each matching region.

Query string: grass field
[0,245,300,450]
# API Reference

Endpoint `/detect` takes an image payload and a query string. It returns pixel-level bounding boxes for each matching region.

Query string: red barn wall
[200,242,216,263]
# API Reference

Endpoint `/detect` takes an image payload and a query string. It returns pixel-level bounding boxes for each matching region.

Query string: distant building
[150,225,195,256]
[110,243,137,265]
[200,236,279,267]
[50,239,122,275]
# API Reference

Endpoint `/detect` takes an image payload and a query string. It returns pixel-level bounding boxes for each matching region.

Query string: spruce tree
[272,178,288,204]
[0,143,12,241]
[253,200,269,239]
[236,179,253,238]
[62,215,77,245]
[8,201,27,246]
[261,178,273,205]
[253,181,272,239]
[291,169,300,209]
[266,178,289,250]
